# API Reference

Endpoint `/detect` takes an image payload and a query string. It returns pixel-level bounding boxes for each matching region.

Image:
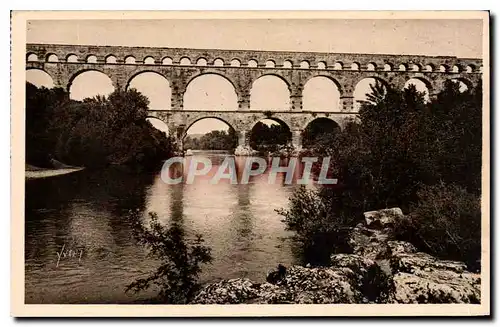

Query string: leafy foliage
[250,121,292,153]
[25,83,174,169]
[394,183,481,271]
[126,212,213,303]
[280,79,483,266]
[183,129,237,151]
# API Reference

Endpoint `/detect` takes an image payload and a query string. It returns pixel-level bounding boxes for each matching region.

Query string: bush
[126,212,212,303]
[393,182,481,271]
[277,186,358,266]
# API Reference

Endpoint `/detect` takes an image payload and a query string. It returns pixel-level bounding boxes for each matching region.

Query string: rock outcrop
[191,207,481,304]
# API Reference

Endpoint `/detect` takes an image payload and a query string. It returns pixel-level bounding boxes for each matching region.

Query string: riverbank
[25,164,85,180]
[191,208,481,304]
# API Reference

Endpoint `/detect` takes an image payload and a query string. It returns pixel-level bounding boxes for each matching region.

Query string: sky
[26,19,483,134]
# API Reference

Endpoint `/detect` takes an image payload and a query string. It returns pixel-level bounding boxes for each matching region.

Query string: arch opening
[302,117,341,148]
[86,55,97,63]
[69,70,114,101]
[353,77,388,111]
[162,57,173,65]
[144,56,155,65]
[213,58,224,67]
[183,117,237,151]
[450,79,471,93]
[230,59,241,67]
[180,57,191,66]
[367,63,376,71]
[283,60,293,69]
[183,73,238,111]
[383,64,392,71]
[265,60,275,68]
[26,69,55,89]
[300,61,310,69]
[250,75,290,111]
[146,117,170,136]
[303,76,341,112]
[106,55,117,64]
[404,78,431,103]
[248,59,258,68]
[27,53,38,62]
[47,54,59,62]
[125,56,136,64]
[424,64,434,72]
[334,62,343,70]
[317,61,327,70]
[127,72,172,110]
[351,62,360,71]
[196,58,208,66]
[249,118,292,152]
[66,54,78,63]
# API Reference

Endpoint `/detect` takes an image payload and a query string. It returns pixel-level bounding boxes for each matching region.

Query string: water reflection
[25,153,302,304]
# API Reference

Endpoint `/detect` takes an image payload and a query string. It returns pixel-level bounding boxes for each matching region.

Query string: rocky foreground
[192,208,481,304]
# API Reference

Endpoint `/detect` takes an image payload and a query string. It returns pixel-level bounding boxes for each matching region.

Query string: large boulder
[388,251,481,303]
[191,278,259,304]
[364,207,403,229]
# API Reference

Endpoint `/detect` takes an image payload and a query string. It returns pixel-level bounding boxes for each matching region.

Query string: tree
[126,212,212,303]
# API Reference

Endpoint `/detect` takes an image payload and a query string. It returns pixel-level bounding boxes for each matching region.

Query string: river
[24,153,305,304]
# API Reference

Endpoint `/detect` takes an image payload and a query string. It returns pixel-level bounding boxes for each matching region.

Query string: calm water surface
[25,153,303,303]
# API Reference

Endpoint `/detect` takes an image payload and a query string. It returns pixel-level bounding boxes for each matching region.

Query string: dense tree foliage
[183,129,237,151]
[250,121,292,153]
[25,83,174,170]
[280,80,483,269]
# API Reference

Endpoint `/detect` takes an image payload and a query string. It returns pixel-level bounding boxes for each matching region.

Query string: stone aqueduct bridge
[26,43,482,150]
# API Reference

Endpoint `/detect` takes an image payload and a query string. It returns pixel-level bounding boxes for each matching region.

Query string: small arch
[466,65,475,73]
[125,56,136,64]
[180,57,191,66]
[452,65,460,73]
[265,60,276,68]
[105,55,117,64]
[383,63,392,71]
[317,61,327,70]
[424,64,434,72]
[479,66,483,73]
[283,60,293,69]
[86,55,97,64]
[398,64,407,71]
[46,54,59,62]
[162,57,173,65]
[27,53,38,62]
[213,58,224,67]
[144,56,155,65]
[367,63,376,71]
[230,59,241,67]
[411,64,420,72]
[333,62,343,70]
[351,62,360,71]
[248,59,258,68]
[300,61,310,69]
[66,54,78,63]
[439,65,448,73]
[196,58,208,66]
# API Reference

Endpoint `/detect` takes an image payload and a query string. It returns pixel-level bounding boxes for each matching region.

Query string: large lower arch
[249,118,292,151]
[353,77,389,111]
[302,76,341,111]
[127,71,171,110]
[183,73,238,111]
[250,75,290,111]
[404,77,432,103]
[68,70,114,101]
[449,78,473,93]
[146,117,170,136]
[302,117,341,148]
[183,117,237,151]
[26,68,54,89]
